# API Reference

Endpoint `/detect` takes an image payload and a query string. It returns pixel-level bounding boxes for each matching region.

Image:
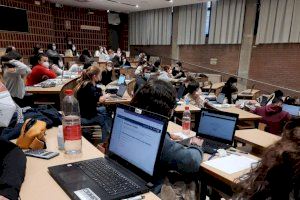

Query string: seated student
[100,61,113,86]
[46,43,62,67]
[29,44,43,66]
[80,48,93,70]
[284,96,296,105]
[65,43,79,57]
[120,55,131,68]
[94,46,109,61]
[108,49,121,68]
[5,46,16,54]
[75,66,112,142]
[68,61,83,73]
[134,60,147,76]
[184,80,204,108]
[26,53,57,86]
[172,61,185,79]
[1,53,31,106]
[235,118,300,200]
[151,60,161,72]
[158,65,175,82]
[130,80,203,192]
[134,66,151,94]
[253,98,291,135]
[0,138,26,200]
[138,52,147,63]
[221,77,238,104]
[266,90,284,106]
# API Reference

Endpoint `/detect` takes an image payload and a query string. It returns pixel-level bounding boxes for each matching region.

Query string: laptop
[209,93,226,104]
[117,75,126,85]
[49,104,168,200]
[109,85,127,99]
[176,85,185,101]
[282,104,300,117]
[180,108,238,154]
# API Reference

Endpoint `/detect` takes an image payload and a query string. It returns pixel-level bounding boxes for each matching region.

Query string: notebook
[49,104,168,200]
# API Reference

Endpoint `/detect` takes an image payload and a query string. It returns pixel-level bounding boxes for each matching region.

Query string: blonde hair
[74,65,101,96]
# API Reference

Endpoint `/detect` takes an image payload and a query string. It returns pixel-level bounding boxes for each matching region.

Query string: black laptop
[176,85,185,101]
[180,108,239,154]
[109,85,127,99]
[48,104,168,200]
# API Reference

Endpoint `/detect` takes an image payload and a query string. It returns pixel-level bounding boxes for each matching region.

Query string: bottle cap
[185,106,189,110]
[64,89,73,95]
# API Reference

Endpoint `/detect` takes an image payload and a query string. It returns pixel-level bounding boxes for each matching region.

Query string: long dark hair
[235,118,300,199]
[74,66,101,96]
[130,80,177,118]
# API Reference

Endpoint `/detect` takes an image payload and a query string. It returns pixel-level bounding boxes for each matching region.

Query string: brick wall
[0,0,109,56]
[130,45,172,63]
[249,44,300,96]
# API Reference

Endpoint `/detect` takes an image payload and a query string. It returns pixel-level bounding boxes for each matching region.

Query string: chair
[258,122,267,131]
[127,78,136,97]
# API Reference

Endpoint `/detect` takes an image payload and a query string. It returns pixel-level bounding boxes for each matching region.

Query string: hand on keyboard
[190,137,204,146]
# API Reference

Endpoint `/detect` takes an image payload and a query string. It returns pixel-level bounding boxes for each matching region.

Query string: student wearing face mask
[75,66,112,142]
[134,66,151,94]
[46,43,62,67]
[95,46,109,61]
[120,55,131,68]
[108,49,121,68]
[80,48,93,69]
[26,53,57,86]
[221,77,238,104]
[184,80,204,108]
[65,43,79,57]
[158,65,176,82]
[172,61,185,79]
[29,44,43,66]
[100,61,113,86]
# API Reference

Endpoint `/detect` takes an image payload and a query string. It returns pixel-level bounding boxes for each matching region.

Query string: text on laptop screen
[282,104,300,116]
[109,107,164,176]
[198,110,237,141]
[118,75,126,85]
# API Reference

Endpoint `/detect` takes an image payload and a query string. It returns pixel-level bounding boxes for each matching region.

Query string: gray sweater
[3,60,31,99]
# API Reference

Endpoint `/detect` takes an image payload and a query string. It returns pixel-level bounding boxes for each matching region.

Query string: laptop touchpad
[59,169,89,184]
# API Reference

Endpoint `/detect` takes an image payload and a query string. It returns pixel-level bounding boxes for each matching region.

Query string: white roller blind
[177,3,207,45]
[129,8,172,45]
[256,0,300,44]
[209,0,246,44]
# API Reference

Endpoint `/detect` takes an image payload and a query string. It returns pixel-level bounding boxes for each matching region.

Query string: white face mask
[38,50,43,53]
[123,59,126,63]
[107,66,112,71]
[144,73,150,80]
[52,46,56,51]
[72,47,76,51]
[42,61,50,68]
[58,60,63,67]
[232,83,237,87]
[100,48,103,53]
[232,94,238,100]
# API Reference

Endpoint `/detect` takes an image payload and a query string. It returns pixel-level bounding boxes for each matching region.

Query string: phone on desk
[24,149,59,160]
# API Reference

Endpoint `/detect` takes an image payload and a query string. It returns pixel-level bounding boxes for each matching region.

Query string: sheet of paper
[204,155,258,174]
[171,132,190,140]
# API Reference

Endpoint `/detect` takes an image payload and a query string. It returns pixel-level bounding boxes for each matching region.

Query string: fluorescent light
[135,4,139,8]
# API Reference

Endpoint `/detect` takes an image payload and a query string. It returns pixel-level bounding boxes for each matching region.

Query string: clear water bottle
[182,106,191,135]
[184,96,190,105]
[62,89,82,154]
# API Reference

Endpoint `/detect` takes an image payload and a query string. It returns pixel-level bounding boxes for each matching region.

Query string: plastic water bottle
[185,96,190,105]
[62,89,82,154]
[182,106,191,135]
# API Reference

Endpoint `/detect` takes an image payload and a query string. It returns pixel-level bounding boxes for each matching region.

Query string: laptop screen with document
[282,104,300,116]
[197,109,238,144]
[109,106,166,176]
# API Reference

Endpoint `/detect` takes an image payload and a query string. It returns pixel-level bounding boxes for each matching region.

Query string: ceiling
[47,0,210,13]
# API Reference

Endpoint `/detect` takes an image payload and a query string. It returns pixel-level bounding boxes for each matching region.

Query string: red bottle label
[63,125,82,140]
[182,121,190,130]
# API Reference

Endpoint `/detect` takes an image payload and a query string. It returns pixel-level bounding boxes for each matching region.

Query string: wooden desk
[202,82,225,95]
[26,79,75,95]
[238,89,260,100]
[216,106,261,122]
[17,128,159,200]
[235,129,281,149]
[174,104,201,113]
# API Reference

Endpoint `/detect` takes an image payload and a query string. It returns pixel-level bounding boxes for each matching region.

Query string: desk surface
[17,128,158,200]
[238,89,260,97]
[235,129,281,149]
[216,106,262,121]
[26,79,75,94]
[202,82,225,90]
[174,104,201,113]
[167,122,259,185]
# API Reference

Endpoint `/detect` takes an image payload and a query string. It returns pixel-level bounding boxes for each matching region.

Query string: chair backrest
[127,78,136,97]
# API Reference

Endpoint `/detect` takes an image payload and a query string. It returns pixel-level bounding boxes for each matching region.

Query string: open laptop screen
[109,107,165,176]
[116,85,127,97]
[197,109,238,143]
[177,85,185,100]
[216,93,225,104]
[118,75,126,85]
[282,104,300,116]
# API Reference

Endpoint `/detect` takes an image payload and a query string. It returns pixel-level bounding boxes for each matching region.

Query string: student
[138,52,147,63]
[134,66,151,94]
[94,46,109,61]
[120,55,131,68]
[253,98,291,135]
[108,49,121,68]
[267,90,284,106]
[184,80,204,108]
[26,53,57,86]
[46,43,62,67]
[158,65,175,82]
[75,66,112,142]
[100,61,113,86]
[152,60,161,72]
[2,55,31,106]
[130,80,203,192]
[172,61,185,79]
[182,76,196,97]
[5,46,16,54]
[236,118,300,199]
[221,77,238,104]
[134,60,147,76]
[65,44,79,57]
[0,138,26,200]
[80,48,93,69]
[29,44,43,66]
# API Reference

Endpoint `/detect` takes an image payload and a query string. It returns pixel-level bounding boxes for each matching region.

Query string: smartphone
[24,149,59,160]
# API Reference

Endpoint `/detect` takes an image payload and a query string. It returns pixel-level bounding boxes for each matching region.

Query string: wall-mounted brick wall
[0,0,110,56]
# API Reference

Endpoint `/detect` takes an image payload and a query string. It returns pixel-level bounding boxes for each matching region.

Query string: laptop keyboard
[75,159,141,196]
[202,139,229,154]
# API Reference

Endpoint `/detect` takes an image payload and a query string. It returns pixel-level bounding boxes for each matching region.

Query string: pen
[208,153,216,160]
[123,195,145,200]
